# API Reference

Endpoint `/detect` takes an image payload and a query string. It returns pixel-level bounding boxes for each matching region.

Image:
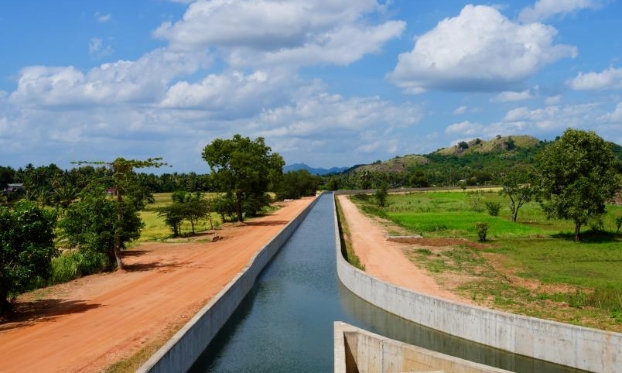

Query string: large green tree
[1,201,57,315]
[535,129,622,241]
[202,135,284,222]
[69,157,167,269]
[59,188,143,271]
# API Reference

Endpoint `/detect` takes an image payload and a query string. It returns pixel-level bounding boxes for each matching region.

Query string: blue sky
[1,0,621,172]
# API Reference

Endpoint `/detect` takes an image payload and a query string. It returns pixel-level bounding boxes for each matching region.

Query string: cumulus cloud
[519,0,602,23]
[445,121,483,136]
[89,38,114,59]
[95,12,112,23]
[491,89,535,102]
[257,93,423,138]
[545,95,562,105]
[9,48,209,107]
[568,66,622,90]
[453,105,468,115]
[159,70,297,120]
[501,103,599,130]
[388,5,577,94]
[600,102,622,122]
[154,0,405,67]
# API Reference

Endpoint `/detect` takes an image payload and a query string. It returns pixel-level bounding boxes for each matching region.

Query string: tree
[500,166,534,222]
[535,129,622,241]
[277,170,320,200]
[158,192,210,237]
[59,188,143,271]
[202,135,284,222]
[375,183,389,207]
[70,157,167,269]
[1,201,57,315]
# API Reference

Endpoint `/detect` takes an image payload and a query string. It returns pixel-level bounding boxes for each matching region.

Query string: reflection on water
[190,194,585,373]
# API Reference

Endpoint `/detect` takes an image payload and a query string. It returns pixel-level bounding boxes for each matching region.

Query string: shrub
[615,216,622,234]
[475,222,489,242]
[485,201,502,216]
[375,184,388,207]
[466,190,483,212]
[212,193,237,222]
[51,251,108,284]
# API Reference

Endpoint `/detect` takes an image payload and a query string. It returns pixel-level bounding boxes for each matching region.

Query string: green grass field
[138,193,222,242]
[351,190,622,331]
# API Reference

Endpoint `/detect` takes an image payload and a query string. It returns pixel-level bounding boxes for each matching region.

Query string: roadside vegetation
[335,197,364,270]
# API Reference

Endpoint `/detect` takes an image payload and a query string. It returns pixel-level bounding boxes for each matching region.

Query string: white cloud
[388,5,577,94]
[568,66,622,90]
[159,70,295,120]
[519,0,601,23]
[501,103,600,130]
[600,102,622,122]
[545,95,562,105]
[154,0,405,67]
[491,90,535,102]
[445,121,483,136]
[95,12,112,23]
[453,105,468,115]
[257,93,423,137]
[9,48,209,107]
[89,38,114,59]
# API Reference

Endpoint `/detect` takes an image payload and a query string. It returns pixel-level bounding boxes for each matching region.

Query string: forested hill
[335,135,622,188]
[352,135,543,173]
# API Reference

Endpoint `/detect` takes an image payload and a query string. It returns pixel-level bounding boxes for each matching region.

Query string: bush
[615,216,622,233]
[212,193,237,222]
[51,251,108,284]
[475,222,489,242]
[485,201,502,216]
[375,184,388,207]
[1,201,58,314]
[466,190,483,212]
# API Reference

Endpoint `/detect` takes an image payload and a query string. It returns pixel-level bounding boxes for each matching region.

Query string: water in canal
[190,193,584,373]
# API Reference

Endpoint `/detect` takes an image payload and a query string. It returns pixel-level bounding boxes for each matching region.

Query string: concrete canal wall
[334,322,512,373]
[334,198,622,373]
[137,196,320,373]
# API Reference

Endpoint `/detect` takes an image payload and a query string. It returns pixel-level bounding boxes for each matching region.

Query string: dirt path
[0,197,313,373]
[337,195,471,304]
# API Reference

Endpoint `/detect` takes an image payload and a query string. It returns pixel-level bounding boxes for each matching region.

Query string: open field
[138,192,222,242]
[351,190,622,332]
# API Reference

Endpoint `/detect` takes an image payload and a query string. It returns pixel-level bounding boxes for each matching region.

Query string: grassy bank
[351,190,622,332]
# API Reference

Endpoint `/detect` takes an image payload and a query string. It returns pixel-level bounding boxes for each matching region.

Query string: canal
[189,193,583,372]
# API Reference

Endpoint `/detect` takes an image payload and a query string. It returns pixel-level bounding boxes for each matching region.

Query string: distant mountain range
[283,163,350,175]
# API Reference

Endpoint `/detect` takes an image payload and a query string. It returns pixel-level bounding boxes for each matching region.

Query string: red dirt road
[0,197,313,373]
[337,195,470,304]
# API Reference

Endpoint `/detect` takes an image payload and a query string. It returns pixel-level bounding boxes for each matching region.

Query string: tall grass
[335,197,364,270]
[51,250,108,284]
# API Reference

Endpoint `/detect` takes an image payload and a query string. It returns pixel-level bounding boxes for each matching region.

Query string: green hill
[354,154,429,173]
[435,135,540,156]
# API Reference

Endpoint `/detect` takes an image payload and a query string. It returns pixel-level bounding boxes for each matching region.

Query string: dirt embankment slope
[337,195,472,304]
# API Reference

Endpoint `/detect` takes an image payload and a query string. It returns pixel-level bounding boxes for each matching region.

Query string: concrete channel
[140,193,598,372]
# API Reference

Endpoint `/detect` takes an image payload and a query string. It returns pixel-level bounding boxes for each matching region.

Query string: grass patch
[335,197,365,271]
[139,193,222,241]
